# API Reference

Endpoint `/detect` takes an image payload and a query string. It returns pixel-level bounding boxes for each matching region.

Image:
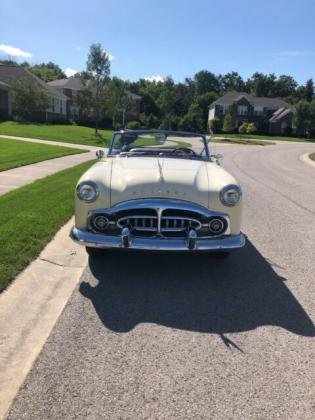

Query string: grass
[309,153,315,162]
[214,133,315,143]
[0,159,95,292]
[0,121,113,147]
[0,137,85,171]
[212,137,275,146]
[133,136,192,148]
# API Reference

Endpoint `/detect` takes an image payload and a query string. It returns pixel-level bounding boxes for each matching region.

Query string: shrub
[209,117,222,133]
[140,113,160,129]
[222,114,234,133]
[126,120,141,129]
[238,122,248,134]
[246,122,257,134]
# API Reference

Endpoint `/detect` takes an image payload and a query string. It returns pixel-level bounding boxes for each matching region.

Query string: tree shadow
[79,239,314,342]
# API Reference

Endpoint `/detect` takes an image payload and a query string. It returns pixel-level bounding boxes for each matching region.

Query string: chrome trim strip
[70,227,245,251]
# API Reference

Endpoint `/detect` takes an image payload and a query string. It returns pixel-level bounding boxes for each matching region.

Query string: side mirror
[211,153,223,160]
[210,154,223,165]
[96,149,105,159]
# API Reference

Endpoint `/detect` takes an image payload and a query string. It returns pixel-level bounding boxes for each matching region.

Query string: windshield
[108,131,209,160]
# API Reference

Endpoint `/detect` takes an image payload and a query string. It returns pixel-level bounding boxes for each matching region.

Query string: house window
[60,99,62,113]
[51,98,55,113]
[254,106,264,115]
[281,121,287,134]
[237,105,248,116]
[220,104,229,114]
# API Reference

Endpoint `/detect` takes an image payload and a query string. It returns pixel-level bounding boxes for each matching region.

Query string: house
[208,91,294,134]
[48,78,142,121]
[48,78,83,119]
[0,64,68,121]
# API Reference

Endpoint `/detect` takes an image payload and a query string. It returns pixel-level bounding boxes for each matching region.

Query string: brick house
[208,91,294,134]
[0,64,67,121]
[48,78,141,122]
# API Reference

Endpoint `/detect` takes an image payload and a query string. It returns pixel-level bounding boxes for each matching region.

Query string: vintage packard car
[70,130,245,257]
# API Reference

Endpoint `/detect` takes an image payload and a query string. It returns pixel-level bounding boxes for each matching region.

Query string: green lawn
[212,137,275,146]
[0,137,85,171]
[214,133,315,143]
[0,159,95,292]
[0,121,113,147]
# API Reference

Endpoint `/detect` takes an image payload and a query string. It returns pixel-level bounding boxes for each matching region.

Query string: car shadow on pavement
[80,240,314,341]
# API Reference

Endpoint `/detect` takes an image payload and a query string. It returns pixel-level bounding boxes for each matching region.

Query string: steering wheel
[172,147,196,156]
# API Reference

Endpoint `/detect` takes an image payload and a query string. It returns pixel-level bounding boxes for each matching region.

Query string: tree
[222,114,234,133]
[309,100,315,135]
[194,70,220,95]
[21,61,66,82]
[305,79,314,102]
[179,103,204,132]
[294,100,311,132]
[86,43,111,133]
[156,77,177,129]
[195,92,218,123]
[11,78,50,120]
[104,77,132,128]
[271,75,297,98]
[220,72,246,93]
[247,72,276,97]
[75,87,94,120]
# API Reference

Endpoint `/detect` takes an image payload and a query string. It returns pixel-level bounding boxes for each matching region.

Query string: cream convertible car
[70,130,245,257]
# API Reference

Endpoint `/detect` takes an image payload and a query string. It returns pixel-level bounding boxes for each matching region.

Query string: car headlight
[219,184,242,207]
[76,181,99,202]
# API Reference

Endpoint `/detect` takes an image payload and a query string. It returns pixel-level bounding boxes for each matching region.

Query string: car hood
[110,157,210,208]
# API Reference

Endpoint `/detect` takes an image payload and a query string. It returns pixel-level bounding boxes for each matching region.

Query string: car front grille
[89,199,229,238]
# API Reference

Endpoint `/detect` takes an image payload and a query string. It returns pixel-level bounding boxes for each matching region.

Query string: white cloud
[144,75,165,83]
[63,67,77,77]
[269,51,315,58]
[0,44,32,58]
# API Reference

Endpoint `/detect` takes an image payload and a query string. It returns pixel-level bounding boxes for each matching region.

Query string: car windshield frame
[108,130,210,161]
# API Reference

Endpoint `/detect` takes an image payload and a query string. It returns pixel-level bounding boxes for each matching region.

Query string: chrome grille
[160,216,201,232]
[118,215,158,232]
[89,199,229,239]
[117,212,202,237]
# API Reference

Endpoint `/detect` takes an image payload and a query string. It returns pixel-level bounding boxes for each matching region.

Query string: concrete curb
[300,153,315,168]
[0,218,87,419]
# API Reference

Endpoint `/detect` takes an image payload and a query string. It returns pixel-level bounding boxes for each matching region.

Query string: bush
[140,113,160,129]
[238,122,248,134]
[222,114,234,133]
[246,122,257,134]
[209,117,222,133]
[126,120,141,129]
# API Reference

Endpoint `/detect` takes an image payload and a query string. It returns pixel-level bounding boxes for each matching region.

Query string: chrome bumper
[70,226,245,251]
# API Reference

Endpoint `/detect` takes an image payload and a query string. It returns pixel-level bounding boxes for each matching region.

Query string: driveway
[7,143,315,419]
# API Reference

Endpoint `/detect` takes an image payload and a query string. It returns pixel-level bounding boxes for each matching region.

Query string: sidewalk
[0,134,105,151]
[0,151,96,196]
[0,217,87,419]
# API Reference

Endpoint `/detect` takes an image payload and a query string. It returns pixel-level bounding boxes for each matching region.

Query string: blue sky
[1,0,314,84]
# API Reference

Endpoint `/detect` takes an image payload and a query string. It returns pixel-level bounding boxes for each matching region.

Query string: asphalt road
[7,143,315,419]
